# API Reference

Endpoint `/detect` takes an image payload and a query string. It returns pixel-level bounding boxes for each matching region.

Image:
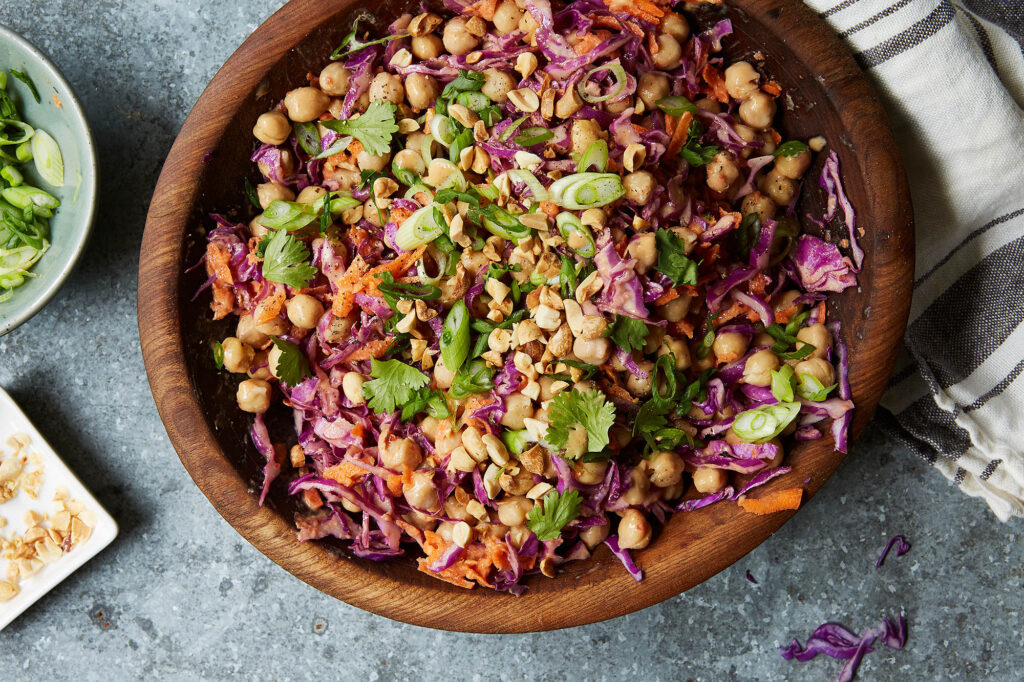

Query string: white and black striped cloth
[805,0,1024,520]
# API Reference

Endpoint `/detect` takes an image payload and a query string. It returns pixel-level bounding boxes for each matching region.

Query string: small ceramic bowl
[0,24,98,336]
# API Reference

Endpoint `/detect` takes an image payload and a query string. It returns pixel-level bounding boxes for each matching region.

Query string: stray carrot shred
[815,301,827,324]
[668,319,695,339]
[463,0,499,20]
[386,474,404,497]
[206,242,234,285]
[302,487,324,511]
[738,487,804,515]
[762,80,783,96]
[539,201,560,218]
[210,282,235,320]
[573,32,603,56]
[253,286,286,325]
[604,0,665,23]
[51,93,62,108]
[701,64,729,103]
[345,338,392,361]
[666,111,694,157]
[322,461,368,487]
[653,287,681,306]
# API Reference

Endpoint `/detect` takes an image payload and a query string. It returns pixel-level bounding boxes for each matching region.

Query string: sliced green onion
[0,119,33,146]
[212,341,225,369]
[732,402,801,443]
[480,205,529,240]
[313,134,352,159]
[548,172,624,210]
[416,246,449,286]
[502,429,530,454]
[429,160,468,192]
[1,165,22,186]
[441,300,470,375]
[15,141,32,163]
[455,91,491,112]
[499,115,530,142]
[377,279,440,301]
[513,126,554,147]
[774,140,810,157]
[770,365,795,403]
[555,212,596,257]
[796,373,836,402]
[656,95,699,117]
[1,185,59,210]
[257,200,317,231]
[30,130,63,187]
[430,115,455,148]
[505,169,550,202]
[404,182,434,201]
[448,128,474,165]
[292,122,321,156]
[649,354,677,409]
[576,62,629,104]
[395,204,446,250]
[476,182,499,202]
[449,358,494,399]
[576,140,609,173]
[770,215,801,266]
[9,70,40,104]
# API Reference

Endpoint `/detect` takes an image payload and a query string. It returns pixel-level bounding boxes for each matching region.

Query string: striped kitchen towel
[805,0,1024,520]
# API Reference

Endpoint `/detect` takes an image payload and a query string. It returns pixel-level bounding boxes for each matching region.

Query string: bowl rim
[139,0,914,632]
[0,23,99,337]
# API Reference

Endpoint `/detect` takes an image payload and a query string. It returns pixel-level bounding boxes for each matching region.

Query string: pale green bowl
[0,24,97,336]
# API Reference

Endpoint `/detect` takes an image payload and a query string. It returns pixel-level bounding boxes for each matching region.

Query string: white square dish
[0,387,118,632]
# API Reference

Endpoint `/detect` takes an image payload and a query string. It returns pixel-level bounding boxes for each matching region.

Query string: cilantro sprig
[547,389,616,458]
[653,229,699,285]
[764,311,816,360]
[680,120,719,167]
[260,228,317,289]
[321,100,398,157]
[269,337,313,387]
[605,316,649,354]
[773,140,809,157]
[330,15,407,60]
[526,489,582,541]
[362,358,430,414]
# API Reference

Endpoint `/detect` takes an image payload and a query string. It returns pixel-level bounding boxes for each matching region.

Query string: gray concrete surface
[0,1,1020,679]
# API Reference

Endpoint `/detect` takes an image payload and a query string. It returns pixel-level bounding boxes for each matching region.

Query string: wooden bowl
[139,0,913,632]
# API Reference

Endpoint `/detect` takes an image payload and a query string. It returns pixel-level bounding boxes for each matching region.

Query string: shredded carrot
[210,282,235,320]
[815,301,827,324]
[653,287,681,306]
[604,0,665,23]
[206,242,234,285]
[631,122,650,135]
[775,303,798,324]
[302,488,324,511]
[748,272,770,298]
[769,128,782,145]
[362,246,426,297]
[666,111,694,157]
[667,319,695,339]
[346,138,364,156]
[390,206,413,225]
[463,0,499,20]
[738,487,804,515]
[647,32,660,56]
[254,286,286,325]
[345,339,391,362]
[573,32,603,56]
[539,201,560,218]
[322,461,367,487]
[762,80,783,96]
[701,64,729,103]
[713,299,756,327]
[416,532,508,589]
[330,255,370,317]
[52,92,63,108]
[386,474,404,497]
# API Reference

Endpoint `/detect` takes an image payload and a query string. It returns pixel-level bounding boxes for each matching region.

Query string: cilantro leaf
[362,358,430,414]
[526,489,582,541]
[401,386,450,421]
[546,389,616,458]
[269,337,313,387]
[440,70,485,100]
[633,401,691,452]
[261,229,317,289]
[605,316,649,354]
[212,341,224,369]
[774,140,809,157]
[680,121,719,167]
[330,15,407,60]
[321,100,398,157]
[654,229,699,285]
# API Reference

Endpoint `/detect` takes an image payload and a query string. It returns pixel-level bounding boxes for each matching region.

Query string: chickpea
[580,521,610,549]
[283,86,329,122]
[411,34,443,60]
[617,508,652,550]
[652,34,683,69]
[623,171,655,205]
[662,12,690,41]
[255,316,288,336]
[648,451,684,487]
[775,149,812,179]
[393,148,426,176]
[248,216,268,240]
[500,392,534,429]
[759,168,796,206]
[627,233,657,274]
[267,344,285,380]
[622,467,650,506]
[318,62,351,96]
[637,72,670,110]
[497,496,533,527]
[381,437,423,470]
[492,1,523,34]
[222,337,254,374]
[712,332,749,364]
[296,186,326,205]
[236,313,267,347]
[443,17,480,55]
[626,360,655,397]
[237,379,272,413]
[657,294,692,322]
[738,91,776,130]
[692,466,728,493]
[767,437,786,467]
[404,73,438,110]
[252,110,291,146]
[248,351,271,381]
[404,470,440,511]
[573,460,607,485]
[643,326,666,355]
[706,151,740,193]
[796,323,832,359]
[658,337,692,371]
[419,416,440,444]
[256,182,294,210]
[794,357,835,387]
[258,148,295,181]
[760,132,777,155]
[403,510,438,532]
[284,294,323,332]
[570,119,602,157]
[482,69,517,103]
[323,314,354,344]
[741,191,777,224]
[695,97,721,114]
[752,331,775,348]
[356,149,390,172]
[444,498,475,523]
[742,348,780,386]
[368,72,404,105]
[605,97,632,115]
[573,336,611,365]
[693,352,715,372]
[774,290,803,316]
[341,372,365,406]
[433,356,456,389]
[724,61,760,101]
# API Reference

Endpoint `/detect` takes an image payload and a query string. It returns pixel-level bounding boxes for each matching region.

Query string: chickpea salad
[200,0,862,593]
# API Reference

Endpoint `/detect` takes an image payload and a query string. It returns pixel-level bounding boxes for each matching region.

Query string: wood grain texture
[138,0,914,633]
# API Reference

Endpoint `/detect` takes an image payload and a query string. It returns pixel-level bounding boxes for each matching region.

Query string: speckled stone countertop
[0,1,1020,679]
